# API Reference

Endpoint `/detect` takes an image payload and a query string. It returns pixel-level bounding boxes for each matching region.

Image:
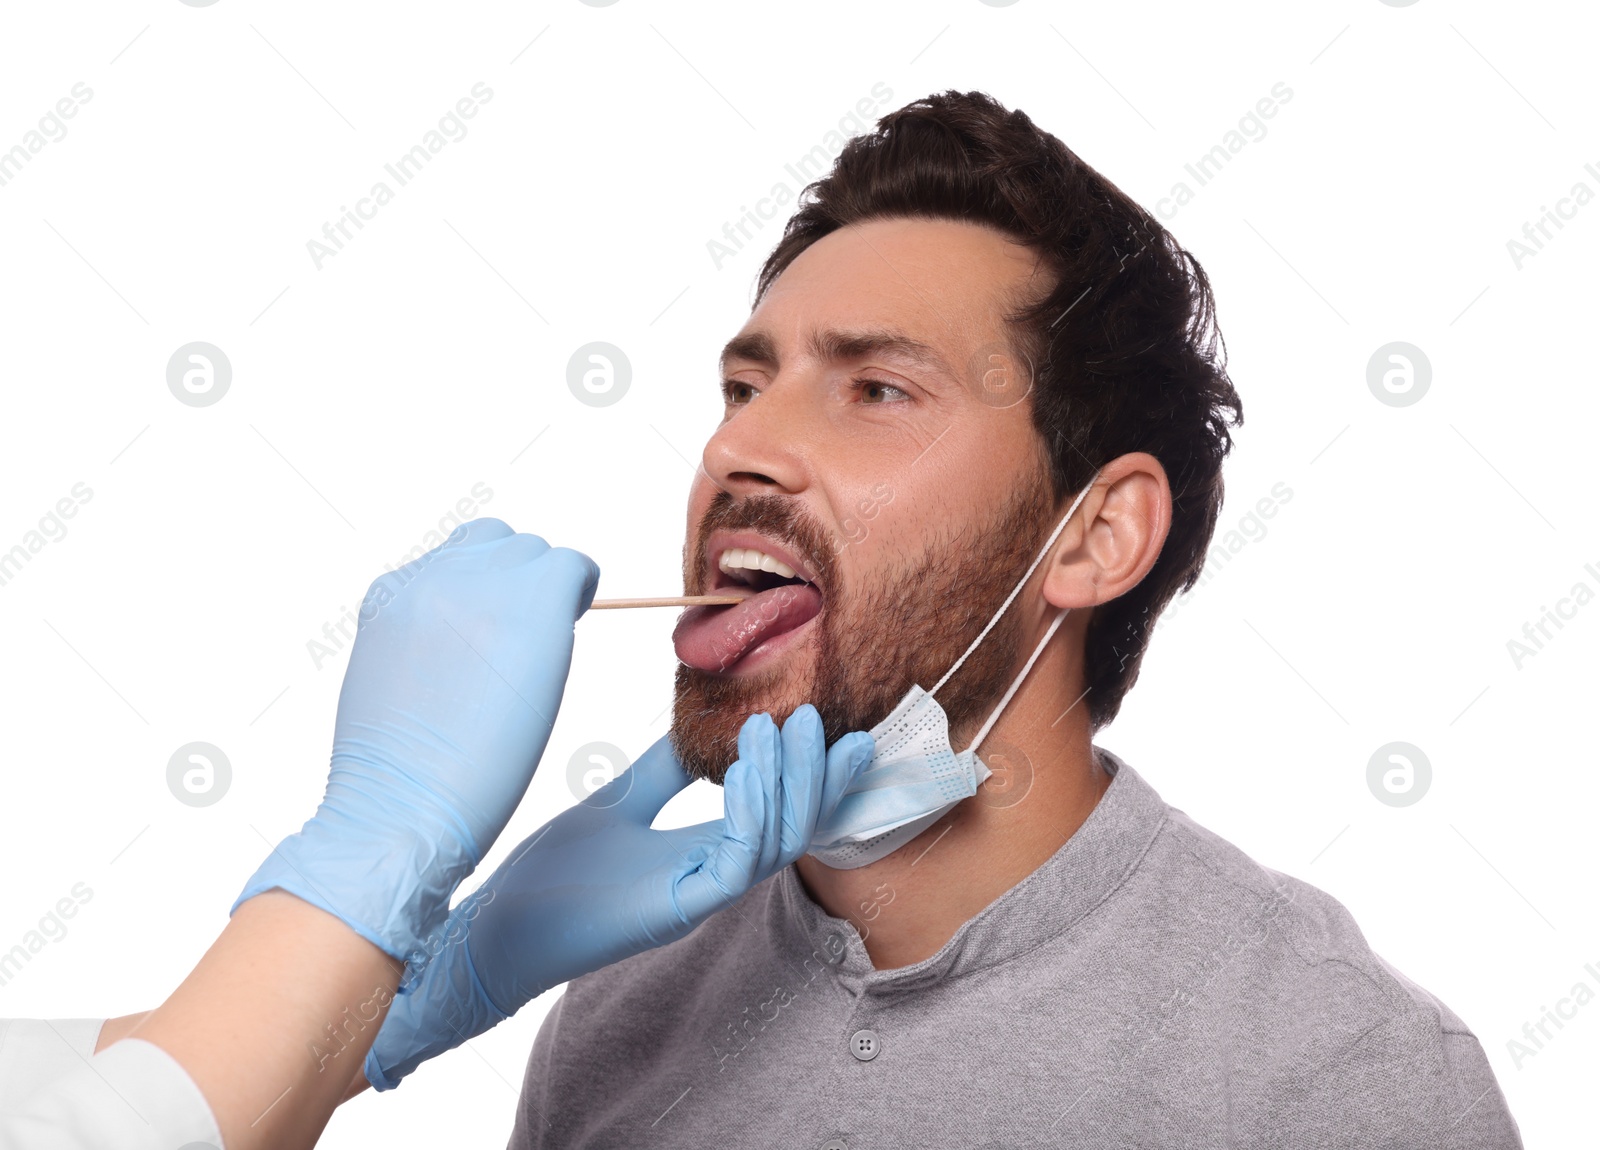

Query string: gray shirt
[510,749,1520,1149]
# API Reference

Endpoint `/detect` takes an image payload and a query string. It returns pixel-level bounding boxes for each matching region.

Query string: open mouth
[672,536,824,674]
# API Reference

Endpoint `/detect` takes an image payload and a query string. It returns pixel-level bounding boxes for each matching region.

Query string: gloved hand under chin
[364,705,872,1091]
[232,517,599,965]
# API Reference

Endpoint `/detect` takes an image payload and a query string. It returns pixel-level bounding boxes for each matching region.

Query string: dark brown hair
[755,89,1243,730]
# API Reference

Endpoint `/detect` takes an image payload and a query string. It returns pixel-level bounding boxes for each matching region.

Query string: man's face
[671,217,1062,781]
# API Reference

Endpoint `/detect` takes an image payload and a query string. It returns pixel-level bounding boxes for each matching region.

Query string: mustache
[687,492,837,594]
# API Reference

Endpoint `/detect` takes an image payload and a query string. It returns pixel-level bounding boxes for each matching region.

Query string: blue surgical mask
[807,471,1101,869]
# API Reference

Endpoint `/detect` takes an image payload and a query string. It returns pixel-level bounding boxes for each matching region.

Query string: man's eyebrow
[719,330,778,373]
[718,327,956,379]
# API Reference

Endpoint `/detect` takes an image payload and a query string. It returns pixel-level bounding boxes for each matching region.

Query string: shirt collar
[772,746,1168,994]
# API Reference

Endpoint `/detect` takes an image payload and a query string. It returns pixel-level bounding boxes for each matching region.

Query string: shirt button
[849,1028,881,1061]
[823,932,846,964]
[818,1141,848,1150]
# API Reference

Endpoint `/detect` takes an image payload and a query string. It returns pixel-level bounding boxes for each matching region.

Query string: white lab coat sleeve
[0,1020,104,1108]
[0,1024,224,1150]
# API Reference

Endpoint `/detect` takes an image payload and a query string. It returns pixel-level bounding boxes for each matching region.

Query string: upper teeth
[718,547,798,579]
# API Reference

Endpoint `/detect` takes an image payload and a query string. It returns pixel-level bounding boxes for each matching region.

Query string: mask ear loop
[960,605,1070,754]
[930,469,1102,700]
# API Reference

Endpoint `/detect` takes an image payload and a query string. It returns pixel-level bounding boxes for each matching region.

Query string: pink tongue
[673,584,823,672]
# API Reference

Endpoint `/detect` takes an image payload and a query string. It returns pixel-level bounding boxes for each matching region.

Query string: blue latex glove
[364,705,872,1090]
[232,518,599,964]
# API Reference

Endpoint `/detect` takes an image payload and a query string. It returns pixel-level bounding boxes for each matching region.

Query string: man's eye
[857,378,909,404]
[723,380,758,404]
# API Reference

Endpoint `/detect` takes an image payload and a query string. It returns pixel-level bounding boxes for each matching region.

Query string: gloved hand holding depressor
[232,518,600,965]
[363,705,873,1091]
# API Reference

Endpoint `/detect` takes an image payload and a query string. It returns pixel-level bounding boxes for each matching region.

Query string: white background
[1,1,1595,1146]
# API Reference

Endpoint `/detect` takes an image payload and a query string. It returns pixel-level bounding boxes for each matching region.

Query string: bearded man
[366,90,1521,1150]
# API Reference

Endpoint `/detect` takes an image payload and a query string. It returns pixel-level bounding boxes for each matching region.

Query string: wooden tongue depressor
[589,595,746,610]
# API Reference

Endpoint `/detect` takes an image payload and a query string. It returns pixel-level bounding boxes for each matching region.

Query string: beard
[670,472,1055,783]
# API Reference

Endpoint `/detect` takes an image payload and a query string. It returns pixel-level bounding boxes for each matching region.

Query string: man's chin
[670,663,812,784]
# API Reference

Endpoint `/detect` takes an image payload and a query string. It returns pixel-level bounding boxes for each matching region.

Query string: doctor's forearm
[93,1011,149,1052]
[128,890,403,1150]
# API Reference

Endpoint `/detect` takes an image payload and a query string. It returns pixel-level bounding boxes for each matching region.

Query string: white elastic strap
[931,470,1101,697]
[962,605,1070,754]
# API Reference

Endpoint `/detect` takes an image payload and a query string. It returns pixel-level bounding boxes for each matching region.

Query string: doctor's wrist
[231,815,474,965]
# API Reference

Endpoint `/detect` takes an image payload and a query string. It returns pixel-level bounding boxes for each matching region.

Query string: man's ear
[1041,453,1171,610]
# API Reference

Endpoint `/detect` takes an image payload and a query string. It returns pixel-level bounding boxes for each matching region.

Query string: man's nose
[700,380,814,498]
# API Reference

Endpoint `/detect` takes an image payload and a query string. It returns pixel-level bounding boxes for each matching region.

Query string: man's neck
[794,653,1112,970]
